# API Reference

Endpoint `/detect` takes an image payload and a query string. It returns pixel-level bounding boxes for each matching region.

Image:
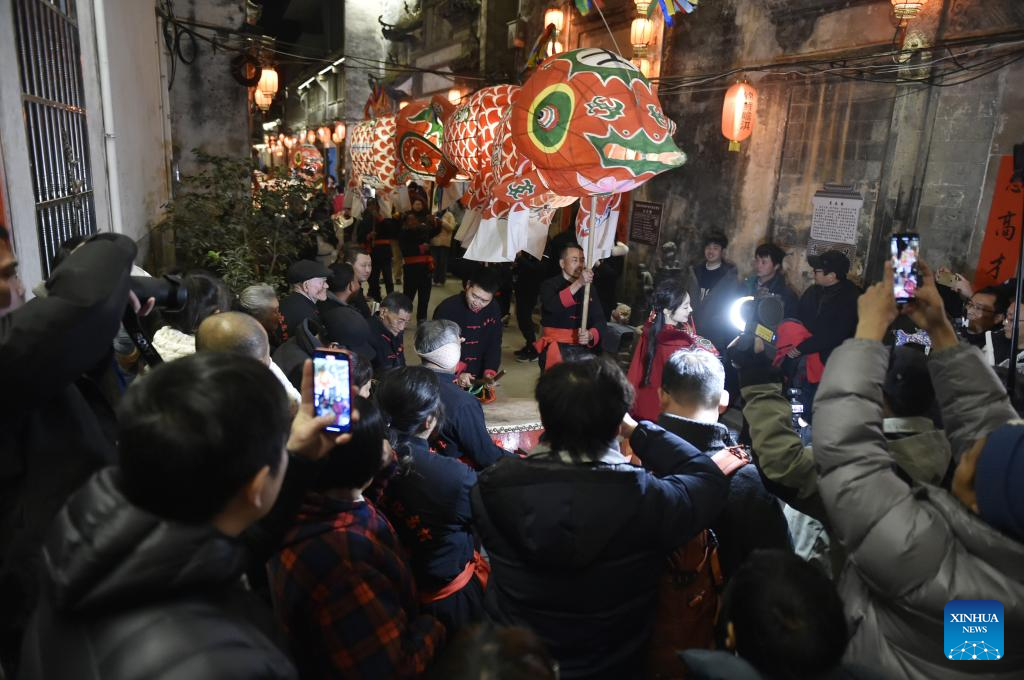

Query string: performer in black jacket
[512,251,546,362]
[433,267,503,387]
[377,367,487,633]
[367,292,412,376]
[414,320,511,469]
[369,215,399,301]
[400,201,442,321]
[338,244,373,319]
[536,242,606,371]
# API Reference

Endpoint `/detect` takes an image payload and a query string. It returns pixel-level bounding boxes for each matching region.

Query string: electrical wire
[156,7,489,85]
[156,4,1024,97]
[652,38,1024,94]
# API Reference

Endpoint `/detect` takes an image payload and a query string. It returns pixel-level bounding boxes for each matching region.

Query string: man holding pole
[536,241,606,371]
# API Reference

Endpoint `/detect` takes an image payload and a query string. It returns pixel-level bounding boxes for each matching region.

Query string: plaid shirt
[267,493,445,679]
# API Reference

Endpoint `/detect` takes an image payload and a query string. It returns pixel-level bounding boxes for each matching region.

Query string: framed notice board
[629,200,663,247]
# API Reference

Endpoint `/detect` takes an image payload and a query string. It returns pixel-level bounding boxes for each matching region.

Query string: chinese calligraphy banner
[974,155,1022,290]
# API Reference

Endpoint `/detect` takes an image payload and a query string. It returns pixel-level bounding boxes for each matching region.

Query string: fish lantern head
[511,48,685,197]
[291,144,324,185]
[396,101,445,181]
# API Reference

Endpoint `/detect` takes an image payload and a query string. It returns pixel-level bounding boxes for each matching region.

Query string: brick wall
[623,0,1024,304]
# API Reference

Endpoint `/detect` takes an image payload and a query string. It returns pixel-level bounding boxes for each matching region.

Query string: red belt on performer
[403,255,434,266]
[373,239,392,247]
[534,327,579,369]
[419,551,490,604]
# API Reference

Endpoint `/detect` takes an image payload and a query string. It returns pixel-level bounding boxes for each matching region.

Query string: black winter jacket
[17,468,296,680]
[271,317,325,389]
[796,279,861,363]
[471,423,729,679]
[657,414,791,578]
[0,234,135,662]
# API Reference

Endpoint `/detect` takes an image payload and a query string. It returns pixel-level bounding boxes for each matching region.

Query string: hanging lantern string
[592,2,624,58]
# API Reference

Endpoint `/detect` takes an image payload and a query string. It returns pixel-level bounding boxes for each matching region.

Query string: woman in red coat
[627,278,718,421]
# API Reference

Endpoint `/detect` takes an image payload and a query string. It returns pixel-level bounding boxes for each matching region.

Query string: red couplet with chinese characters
[974,155,1023,291]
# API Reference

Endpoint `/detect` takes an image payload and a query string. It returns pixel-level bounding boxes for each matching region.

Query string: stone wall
[622,0,1024,301]
[342,2,405,121]
[166,0,249,179]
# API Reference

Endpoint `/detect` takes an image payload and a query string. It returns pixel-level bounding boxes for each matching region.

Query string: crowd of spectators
[1,222,1023,680]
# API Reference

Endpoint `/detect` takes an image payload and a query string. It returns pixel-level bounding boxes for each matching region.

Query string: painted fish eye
[536,105,559,130]
[527,84,575,154]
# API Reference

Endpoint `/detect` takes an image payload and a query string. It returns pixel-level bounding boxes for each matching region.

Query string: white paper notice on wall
[810,184,864,246]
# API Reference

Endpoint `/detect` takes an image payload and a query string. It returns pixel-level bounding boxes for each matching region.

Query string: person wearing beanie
[280,259,331,335]
[811,261,1024,679]
[414,320,511,469]
[794,250,861,365]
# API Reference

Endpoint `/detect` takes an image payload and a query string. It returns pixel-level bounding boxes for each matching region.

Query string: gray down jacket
[814,339,1024,679]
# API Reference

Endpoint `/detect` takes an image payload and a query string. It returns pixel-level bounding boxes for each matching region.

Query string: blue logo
[944,600,1004,661]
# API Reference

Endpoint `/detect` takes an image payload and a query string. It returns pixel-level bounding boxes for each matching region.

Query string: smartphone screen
[891,233,920,304]
[313,349,352,433]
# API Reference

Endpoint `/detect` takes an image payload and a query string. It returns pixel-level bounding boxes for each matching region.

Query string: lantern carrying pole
[581,194,598,333]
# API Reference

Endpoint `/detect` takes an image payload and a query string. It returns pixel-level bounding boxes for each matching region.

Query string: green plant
[158,151,320,292]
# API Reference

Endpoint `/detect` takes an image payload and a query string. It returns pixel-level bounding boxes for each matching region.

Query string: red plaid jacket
[267,493,445,678]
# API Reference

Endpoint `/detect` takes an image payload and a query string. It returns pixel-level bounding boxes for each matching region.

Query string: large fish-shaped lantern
[508,48,686,261]
[395,100,449,183]
[348,115,398,211]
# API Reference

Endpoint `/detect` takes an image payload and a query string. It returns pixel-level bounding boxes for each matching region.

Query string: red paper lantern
[722,82,757,152]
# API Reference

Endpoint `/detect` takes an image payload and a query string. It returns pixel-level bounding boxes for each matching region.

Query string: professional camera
[728,294,785,358]
[129,275,187,311]
[124,275,187,366]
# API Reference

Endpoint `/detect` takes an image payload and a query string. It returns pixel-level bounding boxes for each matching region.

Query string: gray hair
[238,283,278,316]
[415,319,461,354]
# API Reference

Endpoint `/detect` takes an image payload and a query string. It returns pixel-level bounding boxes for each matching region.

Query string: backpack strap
[711,445,751,477]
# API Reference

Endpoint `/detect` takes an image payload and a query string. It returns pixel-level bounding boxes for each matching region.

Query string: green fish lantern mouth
[585,128,686,175]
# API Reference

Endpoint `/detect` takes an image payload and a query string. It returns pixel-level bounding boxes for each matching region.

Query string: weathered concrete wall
[342,2,405,121]
[626,0,1024,299]
[167,0,249,179]
[103,0,172,254]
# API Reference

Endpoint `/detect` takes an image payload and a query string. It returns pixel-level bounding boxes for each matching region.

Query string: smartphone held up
[313,348,353,433]
[891,233,920,304]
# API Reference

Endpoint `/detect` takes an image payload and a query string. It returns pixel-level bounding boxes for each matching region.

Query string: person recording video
[0,231,140,671]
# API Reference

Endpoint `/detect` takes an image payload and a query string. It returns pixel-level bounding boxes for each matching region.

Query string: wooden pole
[580,194,598,332]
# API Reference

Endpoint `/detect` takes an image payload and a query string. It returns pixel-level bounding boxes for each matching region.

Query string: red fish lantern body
[348,116,397,195]
[434,49,685,263]
[722,82,757,151]
[395,101,448,182]
[437,85,517,212]
[510,47,685,197]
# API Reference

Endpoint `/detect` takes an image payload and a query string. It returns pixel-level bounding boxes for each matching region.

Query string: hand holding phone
[313,348,352,433]
[891,233,920,304]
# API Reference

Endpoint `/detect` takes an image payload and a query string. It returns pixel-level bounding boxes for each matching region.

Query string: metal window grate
[13,0,96,277]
